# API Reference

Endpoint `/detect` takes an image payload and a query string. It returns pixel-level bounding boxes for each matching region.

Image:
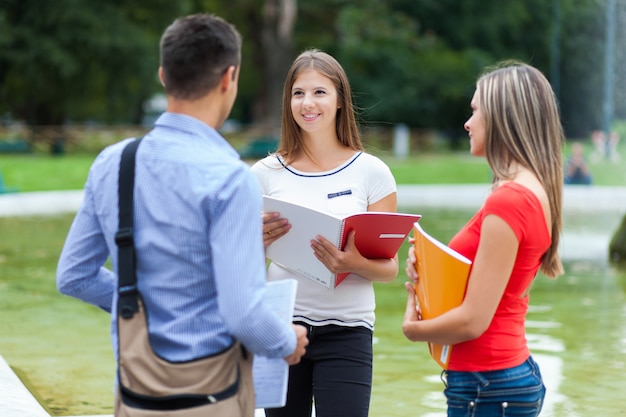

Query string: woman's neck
[290,143,357,172]
[494,161,530,187]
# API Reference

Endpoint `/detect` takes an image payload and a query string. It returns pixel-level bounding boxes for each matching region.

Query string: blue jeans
[443,356,546,417]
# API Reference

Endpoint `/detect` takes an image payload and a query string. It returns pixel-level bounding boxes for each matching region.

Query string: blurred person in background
[564,142,592,185]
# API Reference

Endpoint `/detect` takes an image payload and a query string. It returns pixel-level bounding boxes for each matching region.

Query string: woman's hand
[402,237,423,341]
[402,281,422,341]
[311,230,399,283]
[262,211,291,248]
[310,230,360,275]
[405,237,418,284]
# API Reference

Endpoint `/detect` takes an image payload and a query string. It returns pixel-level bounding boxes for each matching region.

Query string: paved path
[1,185,625,217]
[0,185,624,417]
[397,184,626,213]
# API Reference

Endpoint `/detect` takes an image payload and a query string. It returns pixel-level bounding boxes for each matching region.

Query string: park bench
[0,139,30,154]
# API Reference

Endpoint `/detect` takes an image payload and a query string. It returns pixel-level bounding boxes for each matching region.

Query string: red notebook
[263,196,421,288]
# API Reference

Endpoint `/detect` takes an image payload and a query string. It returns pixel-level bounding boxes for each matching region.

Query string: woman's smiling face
[290,69,339,137]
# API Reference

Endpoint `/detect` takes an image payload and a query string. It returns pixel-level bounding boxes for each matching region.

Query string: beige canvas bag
[114,299,254,417]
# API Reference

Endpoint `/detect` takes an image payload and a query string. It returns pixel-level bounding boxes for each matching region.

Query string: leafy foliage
[0,0,622,141]
[0,0,185,125]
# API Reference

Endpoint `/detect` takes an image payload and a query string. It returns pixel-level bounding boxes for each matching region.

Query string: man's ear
[158,67,166,86]
[220,66,236,92]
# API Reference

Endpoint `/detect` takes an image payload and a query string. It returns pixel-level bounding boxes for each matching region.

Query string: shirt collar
[153,112,239,158]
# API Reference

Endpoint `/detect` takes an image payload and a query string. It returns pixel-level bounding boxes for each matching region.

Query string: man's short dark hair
[160,14,242,100]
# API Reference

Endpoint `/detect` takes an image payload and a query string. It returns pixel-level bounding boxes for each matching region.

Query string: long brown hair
[277,49,363,164]
[477,61,564,278]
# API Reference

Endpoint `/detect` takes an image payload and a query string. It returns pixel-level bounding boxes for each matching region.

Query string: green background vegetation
[1,137,625,192]
[2,0,626,141]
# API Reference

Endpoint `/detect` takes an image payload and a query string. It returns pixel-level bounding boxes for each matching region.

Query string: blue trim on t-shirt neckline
[276,152,363,178]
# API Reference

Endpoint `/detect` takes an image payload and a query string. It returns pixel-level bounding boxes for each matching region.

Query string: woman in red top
[402,61,564,417]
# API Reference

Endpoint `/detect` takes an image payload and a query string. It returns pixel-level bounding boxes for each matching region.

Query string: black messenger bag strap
[115,138,142,319]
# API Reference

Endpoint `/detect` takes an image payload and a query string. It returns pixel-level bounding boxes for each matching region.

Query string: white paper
[253,279,298,409]
[263,196,342,288]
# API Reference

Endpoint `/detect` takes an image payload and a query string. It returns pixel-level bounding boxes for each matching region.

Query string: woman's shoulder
[487,181,545,215]
[352,152,394,178]
[353,151,391,169]
[356,151,384,161]
[490,181,530,200]
[250,154,283,172]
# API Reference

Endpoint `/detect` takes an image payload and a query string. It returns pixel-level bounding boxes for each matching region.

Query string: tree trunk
[609,213,626,263]
[258,0,297,138]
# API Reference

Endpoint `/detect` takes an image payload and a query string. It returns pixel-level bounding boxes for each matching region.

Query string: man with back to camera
[57,13,307,416]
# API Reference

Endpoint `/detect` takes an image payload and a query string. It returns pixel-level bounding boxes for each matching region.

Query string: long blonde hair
[277,49,363,164]
[477,61,564,278]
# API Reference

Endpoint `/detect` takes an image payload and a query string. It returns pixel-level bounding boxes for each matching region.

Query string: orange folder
[411,222,472,369]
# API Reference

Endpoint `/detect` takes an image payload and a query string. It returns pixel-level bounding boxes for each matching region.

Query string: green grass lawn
[0,215,115,416]
[0,151,493,192]
[0,153,96,192]
[1,138,624,192]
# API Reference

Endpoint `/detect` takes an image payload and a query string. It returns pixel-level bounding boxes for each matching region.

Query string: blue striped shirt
[57,112,295,361]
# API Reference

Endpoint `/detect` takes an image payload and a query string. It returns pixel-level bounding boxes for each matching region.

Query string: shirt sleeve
[56,172,116,313]
[210,166,296,358]
[365,154,397,206]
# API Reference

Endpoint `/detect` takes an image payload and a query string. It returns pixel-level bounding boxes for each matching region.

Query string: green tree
[332,1,484,135]
[0,0,185,127]
[393,0,610,139]
[0,0,614,143]
[393,0,553,65]
[191,0,297,137]
[558,0,605,138]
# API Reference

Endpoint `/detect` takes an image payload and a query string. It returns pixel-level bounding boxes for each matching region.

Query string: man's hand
[284,324,308,365]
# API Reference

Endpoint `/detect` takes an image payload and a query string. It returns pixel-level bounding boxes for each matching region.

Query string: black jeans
[265,323,373,417]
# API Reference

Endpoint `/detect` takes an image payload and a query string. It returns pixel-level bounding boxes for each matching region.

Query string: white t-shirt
[250,151,396,329]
